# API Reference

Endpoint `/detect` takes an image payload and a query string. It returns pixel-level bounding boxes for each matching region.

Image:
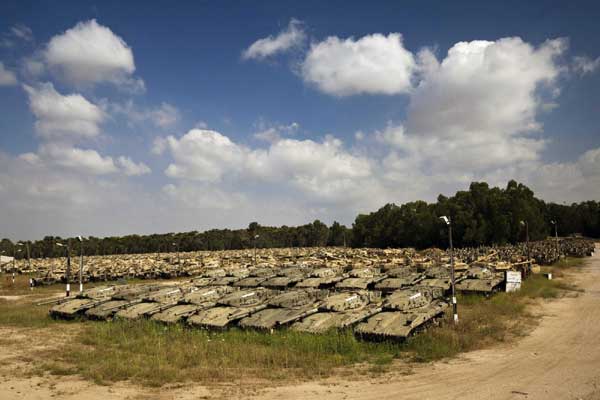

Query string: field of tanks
[8,238,590,342]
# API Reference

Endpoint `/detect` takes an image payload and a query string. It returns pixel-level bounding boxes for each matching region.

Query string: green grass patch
[0,301,62,328]
[49,321,400,386]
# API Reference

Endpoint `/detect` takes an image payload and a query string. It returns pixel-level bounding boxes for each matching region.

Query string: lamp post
[550,220,560,259]
[254,234,260,266]
[56,241,71,297]
[440,216,458,324]
[172,241,180,275]
[520,220,530,262]
[77,236,84,293]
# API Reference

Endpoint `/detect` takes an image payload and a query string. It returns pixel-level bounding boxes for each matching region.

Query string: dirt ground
[1,246,599,400]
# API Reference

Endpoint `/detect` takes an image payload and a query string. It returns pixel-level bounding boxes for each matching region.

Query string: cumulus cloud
[117,156,151,176]
[0,62,18,85]
[378,37,566,175]
[160,128,376,204]
[253,120,299,143]
[242,19,306,61]
[19,143,118,175]
[301,33,415,96]
[23,82,105,140]
[44,19,138,87]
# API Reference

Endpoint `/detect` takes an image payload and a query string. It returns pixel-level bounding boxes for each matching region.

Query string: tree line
[1,180,599,259]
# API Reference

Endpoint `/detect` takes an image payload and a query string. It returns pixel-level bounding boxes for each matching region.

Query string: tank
[354,301,448,340]
[335,268,386,290]
[374,270,425,292]
[233,268,276,288]
[238,289,328,330]
[261,267,308,289]
[187,288,276,329]
[296,267,345,288]
[291,291,382,334]
[151,286,237,324]
[455,266,504,293]
[114,286,188,320]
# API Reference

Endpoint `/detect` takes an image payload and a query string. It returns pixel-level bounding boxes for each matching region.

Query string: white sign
[506,271,522,292]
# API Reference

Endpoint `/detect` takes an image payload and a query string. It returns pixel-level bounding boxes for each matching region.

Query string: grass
[43,322,400,386]
[1,258,587,387]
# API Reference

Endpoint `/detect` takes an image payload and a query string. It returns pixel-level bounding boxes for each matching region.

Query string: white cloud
[0,62,18,85]
[23,82,105,140]
[45,19,137,87]
[164,129,245,182]
[117,156,151,176]
[301,33,416,96]
[377,37,566,175]
[34,144,118,175]
[160,129,375,204]
[573,55,600,75]
[242,19,305,60]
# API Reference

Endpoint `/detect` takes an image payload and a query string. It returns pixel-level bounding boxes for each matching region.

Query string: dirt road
[1,247,599,400]
[254,245,600,400]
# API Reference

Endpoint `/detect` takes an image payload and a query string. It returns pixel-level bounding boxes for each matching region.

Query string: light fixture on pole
[519,220,530,265]
[550,220,560,259]
[77,236,84,293]
[254,234,260,266]
[56,242,71,297]
[440,216,458,324]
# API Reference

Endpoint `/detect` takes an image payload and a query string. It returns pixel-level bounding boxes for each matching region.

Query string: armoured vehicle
[114,286,192,320]
[261,267,309,289]
[238,289,328,330]
[354,300,448,340]
[292,291,382,333]
[151,286,236,324]
[233,267,276,288]
[455,266,504,294]
[374,268,425,292]
[187,288,276,329]
[296,267,345,288]
[210,268,250,286]
[49,284,140,319]
[335,267,386,290]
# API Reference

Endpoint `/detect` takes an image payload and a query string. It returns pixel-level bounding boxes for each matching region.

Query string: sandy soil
[1,246,599,400]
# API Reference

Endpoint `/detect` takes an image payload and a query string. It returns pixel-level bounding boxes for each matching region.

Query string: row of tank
[48,281,448,340]
[8,238,595,288]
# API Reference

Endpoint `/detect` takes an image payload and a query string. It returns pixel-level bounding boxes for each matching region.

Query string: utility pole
[551,220,560,260]
[254,234,260,266]
[440,216,458,324]
[77,236,84,293]
[56,241,71,297]
[520,220,530,261]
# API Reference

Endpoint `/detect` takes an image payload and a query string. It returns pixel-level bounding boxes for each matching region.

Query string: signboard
[505,271,522,292]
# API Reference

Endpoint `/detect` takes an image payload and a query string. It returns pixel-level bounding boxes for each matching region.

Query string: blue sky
[0,1,599,240]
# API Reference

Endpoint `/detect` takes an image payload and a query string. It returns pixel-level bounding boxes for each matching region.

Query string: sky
[0,0,599,241]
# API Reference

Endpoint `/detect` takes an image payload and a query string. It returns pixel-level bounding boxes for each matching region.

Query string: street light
[172,241,180,275]
[56,241,71,297]
[440,216,458,324]
[77,236,84,293]
[519,220,530,263]
[550,220,560,259]
[254,234,260,266]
